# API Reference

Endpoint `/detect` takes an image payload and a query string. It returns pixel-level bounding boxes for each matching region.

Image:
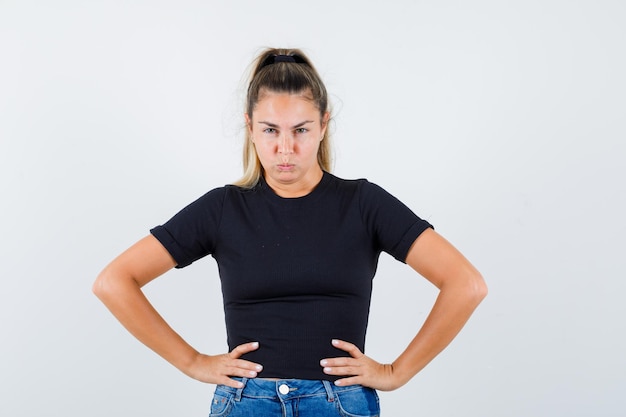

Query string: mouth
[277,163,295,171]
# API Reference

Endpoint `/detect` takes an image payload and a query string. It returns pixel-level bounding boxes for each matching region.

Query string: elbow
[439,268,487,308]
[469,270,488,305]
[92,270,110,301]
[92,266,122,303]
[93,263,142,305]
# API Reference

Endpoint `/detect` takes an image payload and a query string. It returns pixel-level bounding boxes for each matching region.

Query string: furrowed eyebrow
[257,120,315,129]
[258,121,279,128]
[292,120,314,129]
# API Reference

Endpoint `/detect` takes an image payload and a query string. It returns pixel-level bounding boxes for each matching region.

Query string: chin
[273,173,299,183]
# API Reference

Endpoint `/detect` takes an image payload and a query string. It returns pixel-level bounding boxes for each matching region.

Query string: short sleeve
[150,187,226,268]
[358,181,433,263]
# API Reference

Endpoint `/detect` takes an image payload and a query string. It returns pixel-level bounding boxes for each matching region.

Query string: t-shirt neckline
[259,171,331,205]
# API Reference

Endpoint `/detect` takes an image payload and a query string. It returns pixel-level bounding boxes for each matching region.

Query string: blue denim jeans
[209,377,380,417]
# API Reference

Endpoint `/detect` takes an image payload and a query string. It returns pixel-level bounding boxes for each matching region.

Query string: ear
[320,111,330,139]
[244,113,254,141]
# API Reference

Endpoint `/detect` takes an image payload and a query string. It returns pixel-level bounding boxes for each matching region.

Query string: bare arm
[92,235,262,388]
[321,228,487,390]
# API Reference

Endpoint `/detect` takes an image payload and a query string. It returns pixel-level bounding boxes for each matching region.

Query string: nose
[278,132,294,155]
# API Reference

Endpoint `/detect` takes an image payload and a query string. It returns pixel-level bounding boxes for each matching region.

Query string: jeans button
[279,384,290,395]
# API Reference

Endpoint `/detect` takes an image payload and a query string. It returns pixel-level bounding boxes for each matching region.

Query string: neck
[265,169,324,198]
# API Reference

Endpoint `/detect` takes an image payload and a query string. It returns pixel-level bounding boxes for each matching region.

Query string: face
[246,91,329,197]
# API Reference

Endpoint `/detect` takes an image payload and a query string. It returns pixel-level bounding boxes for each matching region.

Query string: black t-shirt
[150,172,432,380]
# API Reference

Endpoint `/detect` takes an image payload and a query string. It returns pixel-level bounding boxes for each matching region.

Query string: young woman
[93,47,487,417]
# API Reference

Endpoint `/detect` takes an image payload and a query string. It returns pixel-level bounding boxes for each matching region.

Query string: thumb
[229,341,260,359]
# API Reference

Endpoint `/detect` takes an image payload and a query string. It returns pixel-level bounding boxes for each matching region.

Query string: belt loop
[234,378,248,402]
[322,380,335,402]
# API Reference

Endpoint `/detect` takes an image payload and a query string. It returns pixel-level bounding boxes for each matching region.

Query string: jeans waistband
[218,378,364,403]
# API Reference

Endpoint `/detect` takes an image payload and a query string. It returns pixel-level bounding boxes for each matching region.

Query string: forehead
[252,90,319,119]
[257,88,314,102]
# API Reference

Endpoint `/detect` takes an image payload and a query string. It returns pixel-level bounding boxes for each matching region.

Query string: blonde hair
[233,48,332,188]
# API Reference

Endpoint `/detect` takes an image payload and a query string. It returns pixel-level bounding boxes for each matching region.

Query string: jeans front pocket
[209,388,234,417]
[335,386,380,417]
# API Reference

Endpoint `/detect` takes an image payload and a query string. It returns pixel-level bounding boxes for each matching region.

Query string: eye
[263,128,277,134]
[294,127,308,134]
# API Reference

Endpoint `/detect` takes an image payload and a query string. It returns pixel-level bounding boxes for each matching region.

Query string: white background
[1,1,624,416]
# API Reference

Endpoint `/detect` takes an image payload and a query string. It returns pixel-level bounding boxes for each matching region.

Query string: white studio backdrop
[1,1,624,416]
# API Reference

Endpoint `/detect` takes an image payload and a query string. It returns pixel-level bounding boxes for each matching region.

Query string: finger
[216,376,246,389]
[331,339,363,358]
[333,376,361,387]
[229,341,260,359]
[224,363,262,379]
[322,363,361,377]
[320,356,357,368]
[231,358,264,374]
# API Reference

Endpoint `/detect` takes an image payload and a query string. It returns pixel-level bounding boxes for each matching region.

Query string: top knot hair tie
[273,55,296,63]
[261,54,306,67]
